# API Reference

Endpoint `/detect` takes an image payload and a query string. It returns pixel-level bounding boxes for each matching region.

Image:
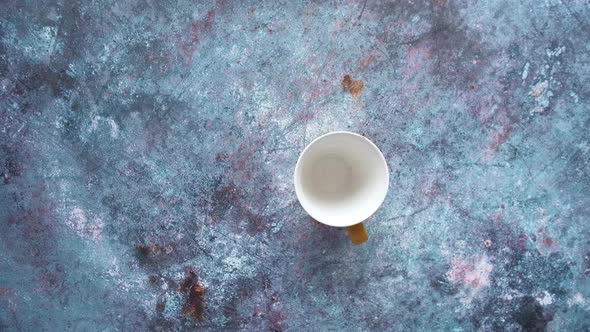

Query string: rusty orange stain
[357,54,377,72]
[342,74,364,98]
[179,270,206,321]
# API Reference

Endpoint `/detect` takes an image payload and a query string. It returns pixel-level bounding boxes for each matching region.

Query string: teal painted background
[1,0,590,330]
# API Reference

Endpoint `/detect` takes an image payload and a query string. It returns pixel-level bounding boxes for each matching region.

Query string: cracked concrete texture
[1,0,590,330]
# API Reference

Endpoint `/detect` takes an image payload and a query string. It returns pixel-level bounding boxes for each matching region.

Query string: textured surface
[1,0,590,331]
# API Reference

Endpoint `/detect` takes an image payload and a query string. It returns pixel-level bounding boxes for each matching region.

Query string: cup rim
[293,131,390,227]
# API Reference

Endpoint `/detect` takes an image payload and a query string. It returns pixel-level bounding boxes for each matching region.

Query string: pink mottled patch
[178,9,217,63]
[489,125,512,152]
[67,208,104,241]
[331,19,347,35]
[297,51,339,107]
[518,234,528,249]
[356,50,379,72]
[536,227,559,254]
[483,122,512,161]
[490,208,505,223]
[447,255,494,289]
[532,210,559,254]
[0,288,15,296]
[404,44,431,79]
[39,268,63,292]
[222,135,266,181]
[0,288,17,309]
[423,182,442,199]
[296,112,316,122]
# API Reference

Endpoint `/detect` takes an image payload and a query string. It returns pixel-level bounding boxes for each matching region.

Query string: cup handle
[347,222,368,245]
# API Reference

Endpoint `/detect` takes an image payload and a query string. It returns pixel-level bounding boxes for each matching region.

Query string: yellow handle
[347,222,368,245]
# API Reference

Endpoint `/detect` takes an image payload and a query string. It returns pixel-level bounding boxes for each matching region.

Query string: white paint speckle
[90,116,120,138]
[223,256,246,272]
[67,208,104,241]
[537,291,553,306]
[447,254,494,304]
[529,80,548,97]
[546,46,565,58]
[568,293,585,307]
[529,80,552,114]
[570,91,579,103]
[521,62,530,81]
[105,118,120,138]
[576,141,589,154]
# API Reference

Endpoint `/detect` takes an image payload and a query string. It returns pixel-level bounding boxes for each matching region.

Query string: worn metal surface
[1,0,590,330]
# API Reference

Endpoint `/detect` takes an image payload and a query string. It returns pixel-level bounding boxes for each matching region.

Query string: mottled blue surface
[1,0,590,331]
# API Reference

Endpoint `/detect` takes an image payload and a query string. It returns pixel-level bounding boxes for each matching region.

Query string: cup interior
[294,132,389,227]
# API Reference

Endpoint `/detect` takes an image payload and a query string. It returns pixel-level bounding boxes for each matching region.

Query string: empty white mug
[294,131,389,244]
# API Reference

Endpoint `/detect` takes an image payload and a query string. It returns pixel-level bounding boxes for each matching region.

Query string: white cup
[294,131,389,244]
